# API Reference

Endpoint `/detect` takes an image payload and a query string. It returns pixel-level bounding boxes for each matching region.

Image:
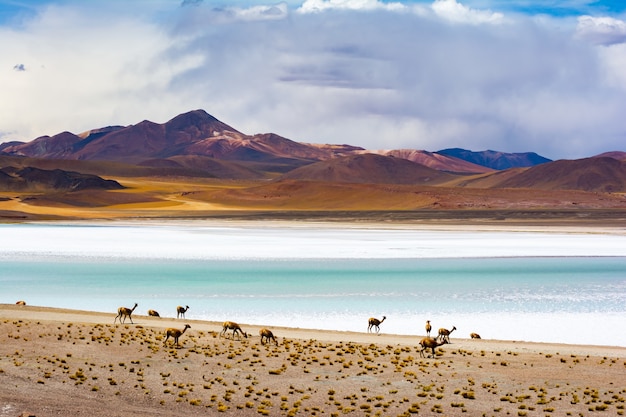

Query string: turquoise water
[3,255,625,346]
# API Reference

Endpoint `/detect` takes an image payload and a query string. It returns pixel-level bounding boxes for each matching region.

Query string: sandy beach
[1,304,624,417]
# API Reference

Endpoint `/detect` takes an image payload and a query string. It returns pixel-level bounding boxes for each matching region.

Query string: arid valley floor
[1,305,625,417]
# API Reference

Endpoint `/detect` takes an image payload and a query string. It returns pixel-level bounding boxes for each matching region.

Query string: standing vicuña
[114,303,138,324]
[367,316,386,334]
[164,324,191,347]
[259,328,278,346]
[419,337,448,358]
[177,305,189,319]
[220,321,247,340]
[437,326,456,343]
[425,320,432,337]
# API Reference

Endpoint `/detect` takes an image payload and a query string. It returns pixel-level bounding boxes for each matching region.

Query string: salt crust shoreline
[28,218,626,235]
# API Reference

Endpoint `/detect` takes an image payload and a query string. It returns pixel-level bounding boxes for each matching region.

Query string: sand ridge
[1,304,624,416]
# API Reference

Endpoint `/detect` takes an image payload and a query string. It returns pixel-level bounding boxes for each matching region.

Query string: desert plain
[1,173,626,225]
[1,303,625,417]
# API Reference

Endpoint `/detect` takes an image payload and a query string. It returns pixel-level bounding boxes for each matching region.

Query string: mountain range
[1,109,625,217]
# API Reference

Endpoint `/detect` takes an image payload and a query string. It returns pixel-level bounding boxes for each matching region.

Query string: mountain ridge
[1,109,551,172]
[1,109,625,195]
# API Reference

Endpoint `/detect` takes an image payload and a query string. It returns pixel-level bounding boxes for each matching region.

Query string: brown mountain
[594,151,626,161]
[280,153,457,185]
[139,155,269,180]
[461,157,626,192]
[372,149,492,174]
[71,110,241,162]
[1,110,338,168]
[183,132,330,165]
[0,166,123,192]
[3,131,84,159]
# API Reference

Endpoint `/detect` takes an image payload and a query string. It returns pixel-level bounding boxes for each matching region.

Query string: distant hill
[0,166,124,192]
[593,151,626,161]
[459,157,626,193]
[138,155,270,180]
[494,157,626,192]
[436,148,551,170]
[371,149,492,174]
[280,153,457,185]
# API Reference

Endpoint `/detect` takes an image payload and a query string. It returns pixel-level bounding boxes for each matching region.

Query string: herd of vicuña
[104,304,481,355]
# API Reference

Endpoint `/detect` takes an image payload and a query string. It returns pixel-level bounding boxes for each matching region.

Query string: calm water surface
[2,251,625,346]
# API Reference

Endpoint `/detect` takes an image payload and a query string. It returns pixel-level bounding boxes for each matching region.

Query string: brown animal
[437,326,456,343]
[220,321,248,340]
[419,337,448,358]
[425,320,432,337]
[164,324,191,347]
[148,309,160,317]
[15,300,26,306]
[367,316,386,334]
[470,332,481,339]
[176,305,189,319]
[259,328,278,346]
[114,303,138,324]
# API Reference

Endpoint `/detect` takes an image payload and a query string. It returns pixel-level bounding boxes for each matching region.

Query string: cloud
[0,4,204,139]
[575,15,626,45]
[230,3,289,21]
[298,0,406,13]
[1,1,625,160]
[207,3,289,22]
[431,0,504,25]
[13,63,26,71]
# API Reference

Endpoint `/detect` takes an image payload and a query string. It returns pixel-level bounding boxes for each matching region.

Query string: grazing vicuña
[164,324,191,347]
[220,321,247,340]
[114,303,138,324]
[367,316,386,334]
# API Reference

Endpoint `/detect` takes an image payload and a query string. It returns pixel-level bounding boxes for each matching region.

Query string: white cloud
[238,3,289,20]
[598,43,626,91]
[0,4,204,140]
[298,0,406,13]
[575,15,626,45]
[203,2,289,22]
[431,0,504,25]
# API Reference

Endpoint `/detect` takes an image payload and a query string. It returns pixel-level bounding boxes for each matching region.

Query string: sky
[1,0,625,160]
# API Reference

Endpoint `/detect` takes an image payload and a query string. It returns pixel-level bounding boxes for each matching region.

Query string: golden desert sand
[1,175,626,225]
[1,304,624,417]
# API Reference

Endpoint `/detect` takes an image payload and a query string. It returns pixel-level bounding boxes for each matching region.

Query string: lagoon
[1,222,625,346]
